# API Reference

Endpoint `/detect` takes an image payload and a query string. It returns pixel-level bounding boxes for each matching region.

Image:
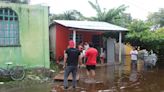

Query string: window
[0,8,19,46]
[69,33,82,44]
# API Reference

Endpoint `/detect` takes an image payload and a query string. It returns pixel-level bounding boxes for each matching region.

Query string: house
[49,20,128,64]
[0,3,49,68]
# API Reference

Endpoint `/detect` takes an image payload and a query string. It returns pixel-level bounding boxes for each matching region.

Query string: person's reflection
[128,66,143,91]
[129,65,138,83]
[129,51,138,82]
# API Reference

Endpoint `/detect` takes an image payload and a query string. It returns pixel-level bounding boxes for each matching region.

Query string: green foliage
[105,5,128,25]
[125,19,151,49]
[125,8,164,56]
[88,0,132,41]
[125,27,164,56]
[154,28,164,55]
[128,19,149,32]
[0,0,29,4]
[88,0,106,21]
[49,10,86,23]
[147,8,164,27]
[88,0,131,27]
[50,61,59,73]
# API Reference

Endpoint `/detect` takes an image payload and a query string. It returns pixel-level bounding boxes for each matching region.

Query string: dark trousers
[131,60,137,70]
[64,66,77,88]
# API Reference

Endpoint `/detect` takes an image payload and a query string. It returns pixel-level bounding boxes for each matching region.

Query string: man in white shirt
[130,47,138,69]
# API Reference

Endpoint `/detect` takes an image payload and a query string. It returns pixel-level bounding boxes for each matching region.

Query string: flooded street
[1,56,164,92]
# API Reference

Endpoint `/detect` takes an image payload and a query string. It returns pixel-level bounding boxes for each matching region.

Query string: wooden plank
[53,64,106,81]
[54,71,79,81]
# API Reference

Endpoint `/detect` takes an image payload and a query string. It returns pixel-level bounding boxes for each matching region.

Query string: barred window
[0,8,19,46]
[69,34,82,44]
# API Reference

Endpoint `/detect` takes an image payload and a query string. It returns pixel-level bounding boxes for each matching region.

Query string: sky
[30,0,164,20]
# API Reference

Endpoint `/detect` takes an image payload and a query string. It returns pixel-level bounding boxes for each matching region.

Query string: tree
[0,0,29,4]
[88,0,132,42]
[88,0,105,21]
[128,19,149,32]
[63,10,85,20]
[125,19,150,47]
[153,28,164,56]
[88,0,131,27]
[147,8,164,28]
[50,10,86,23]
[125,20,164,56]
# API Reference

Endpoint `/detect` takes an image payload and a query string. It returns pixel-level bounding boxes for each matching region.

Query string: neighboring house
[0,3,49,68]
[49,20,128,64]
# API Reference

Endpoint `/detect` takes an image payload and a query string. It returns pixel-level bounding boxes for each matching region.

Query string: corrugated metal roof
[54,20,128,32]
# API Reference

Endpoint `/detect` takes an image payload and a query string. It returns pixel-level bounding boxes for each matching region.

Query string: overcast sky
[30,0,164,20]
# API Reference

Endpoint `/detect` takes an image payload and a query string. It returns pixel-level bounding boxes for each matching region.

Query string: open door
[92,35,102,50]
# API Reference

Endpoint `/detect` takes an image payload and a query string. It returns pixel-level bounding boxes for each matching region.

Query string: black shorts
[86,65,96,71]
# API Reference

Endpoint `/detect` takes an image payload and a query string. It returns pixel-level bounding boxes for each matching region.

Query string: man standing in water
[63,40,82,89]
[130,47,138,69]
[85,43,98,82]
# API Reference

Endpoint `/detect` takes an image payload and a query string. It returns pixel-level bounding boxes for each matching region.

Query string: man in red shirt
[85,43,98,82]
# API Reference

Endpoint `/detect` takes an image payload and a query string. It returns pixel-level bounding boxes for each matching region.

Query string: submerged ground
[0,56,164,92]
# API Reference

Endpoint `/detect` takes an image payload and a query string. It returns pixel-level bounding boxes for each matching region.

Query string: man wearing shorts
[85,43,98,81]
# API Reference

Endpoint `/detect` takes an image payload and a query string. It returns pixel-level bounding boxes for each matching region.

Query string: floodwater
[1,56,164,92]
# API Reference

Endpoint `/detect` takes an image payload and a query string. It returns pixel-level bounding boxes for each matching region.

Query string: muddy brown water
[1,57,164,92]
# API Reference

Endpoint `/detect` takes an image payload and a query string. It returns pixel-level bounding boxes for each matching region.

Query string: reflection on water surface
[1,56,164,92]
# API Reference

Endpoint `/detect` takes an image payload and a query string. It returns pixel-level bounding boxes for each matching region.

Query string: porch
[49,20,128,64]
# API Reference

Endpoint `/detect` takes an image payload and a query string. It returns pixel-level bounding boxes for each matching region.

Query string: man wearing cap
[63,40,82,89]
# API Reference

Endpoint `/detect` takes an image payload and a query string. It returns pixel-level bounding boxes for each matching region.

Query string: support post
[119,32,122,63]
[73,30,76,47]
